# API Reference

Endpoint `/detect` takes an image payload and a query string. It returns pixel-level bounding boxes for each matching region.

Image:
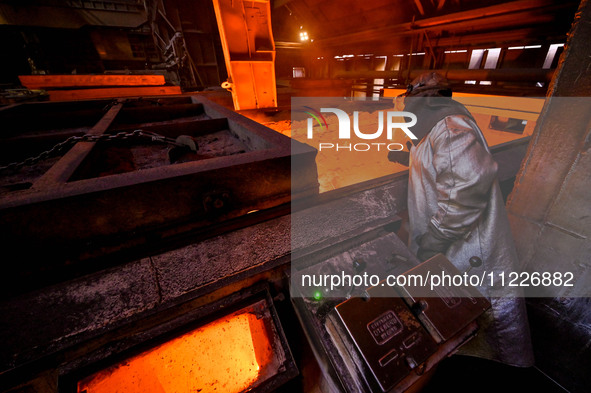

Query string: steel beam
[212,0,278,110]
[46,86,181,101]
[18,75,166,89]
[333,68,555,83]
[316,0,577,47]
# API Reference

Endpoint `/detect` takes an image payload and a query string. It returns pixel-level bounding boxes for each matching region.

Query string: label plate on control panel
[333,286,437,392]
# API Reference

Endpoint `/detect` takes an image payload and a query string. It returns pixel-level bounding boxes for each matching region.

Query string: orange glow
[77,310,274,393]
[47,86,181,101]
[18,75,166,89]
[291,93,543,192]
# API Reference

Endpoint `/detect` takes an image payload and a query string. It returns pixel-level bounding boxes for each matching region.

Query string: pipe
[333,68,555,82]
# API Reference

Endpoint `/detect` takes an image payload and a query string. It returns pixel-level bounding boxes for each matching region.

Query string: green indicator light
[313,290,323,301]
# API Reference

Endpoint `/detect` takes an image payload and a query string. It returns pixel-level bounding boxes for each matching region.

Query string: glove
[387,141,414,166]
[388,150,410,166]
[416,225,451,261]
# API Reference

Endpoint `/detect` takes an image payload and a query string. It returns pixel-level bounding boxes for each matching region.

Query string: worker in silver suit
[391,72,535,367]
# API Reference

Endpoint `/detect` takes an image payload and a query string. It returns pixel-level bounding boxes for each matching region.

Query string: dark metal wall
[507,1,591,391]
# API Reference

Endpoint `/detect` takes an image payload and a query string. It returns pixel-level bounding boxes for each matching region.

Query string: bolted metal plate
[333,286,438,392]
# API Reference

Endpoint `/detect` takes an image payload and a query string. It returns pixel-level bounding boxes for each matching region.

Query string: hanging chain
[0,129,190,173]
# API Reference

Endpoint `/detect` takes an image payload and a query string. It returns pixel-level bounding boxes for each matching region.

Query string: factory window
[543,43,565,69]
[502,45,542,69]
[507,45,542,50]
[293,67,306,78]
[390,54,404,71]
[484,48,501,69]
[373,79,384,99]
[468,49,485,69]
[373,56,388,98]
[469,48,501,70]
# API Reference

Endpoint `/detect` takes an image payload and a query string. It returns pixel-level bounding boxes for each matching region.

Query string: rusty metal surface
[506,1,591,391]
[0,94,318,294]
[18,75,167,89]
[213,0,277,110]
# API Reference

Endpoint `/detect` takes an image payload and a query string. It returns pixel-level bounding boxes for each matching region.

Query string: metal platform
[0,95,318,292]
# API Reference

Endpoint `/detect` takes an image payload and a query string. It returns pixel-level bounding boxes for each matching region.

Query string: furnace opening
[75,301,282,393]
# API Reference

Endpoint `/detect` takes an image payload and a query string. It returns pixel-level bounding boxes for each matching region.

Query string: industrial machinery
[1,0,589,391]
[0,91,531,393]
[293,241,491,393]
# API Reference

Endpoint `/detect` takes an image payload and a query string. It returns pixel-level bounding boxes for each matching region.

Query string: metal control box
[327,254,491,392]
[331,291,438,392]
